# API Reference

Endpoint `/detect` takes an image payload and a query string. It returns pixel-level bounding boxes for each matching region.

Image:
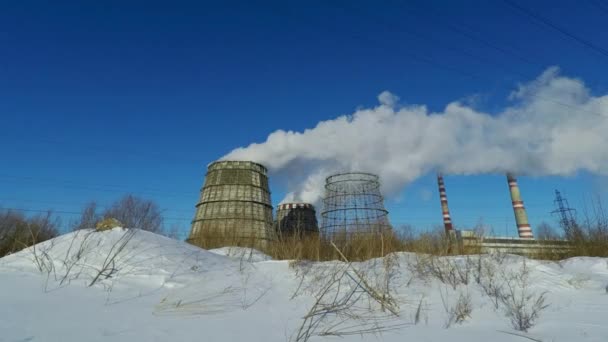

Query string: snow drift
[1,228,608,341]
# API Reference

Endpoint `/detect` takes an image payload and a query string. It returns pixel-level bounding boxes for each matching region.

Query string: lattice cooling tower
[320,172,391,236]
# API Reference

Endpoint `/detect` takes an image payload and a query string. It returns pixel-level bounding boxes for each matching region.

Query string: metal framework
[551,189,577,234]
[320,172,391,236]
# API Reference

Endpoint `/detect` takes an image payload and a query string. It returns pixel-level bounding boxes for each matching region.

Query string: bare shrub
[102,195,163,233]
[439,287,472,328]
[499,260,549,332]
[0,210,59,257]
[88,228,137,287]
[407,255,473,290]
[476,255,507,309]
[57,229,99,286]
[71,202,100,230]
[290,243,405,342]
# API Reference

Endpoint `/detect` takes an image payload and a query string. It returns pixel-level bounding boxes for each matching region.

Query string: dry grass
[187,217,608,262]
[269,230,404,262]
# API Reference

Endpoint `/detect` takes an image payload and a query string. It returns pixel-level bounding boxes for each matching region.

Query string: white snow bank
[0,227,262,300]
[209,246,273,262]
[1,230,608,342]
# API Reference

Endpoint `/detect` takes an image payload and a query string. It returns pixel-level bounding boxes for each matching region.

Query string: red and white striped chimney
[437,173,453,233]
[506,173,534,239]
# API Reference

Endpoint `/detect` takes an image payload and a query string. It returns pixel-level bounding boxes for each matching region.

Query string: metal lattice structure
[551,189,578,237]
[187,160,275,249]
[275,203,319,237]
[320,172,391,237]
[551,190,577,228]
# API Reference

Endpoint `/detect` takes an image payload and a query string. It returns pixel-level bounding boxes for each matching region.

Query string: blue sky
[1,0,607,239]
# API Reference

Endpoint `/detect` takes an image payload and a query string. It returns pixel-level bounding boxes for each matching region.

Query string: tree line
[0,194,179,257]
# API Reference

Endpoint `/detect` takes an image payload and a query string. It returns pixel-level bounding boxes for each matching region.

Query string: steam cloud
[223,67,608,205]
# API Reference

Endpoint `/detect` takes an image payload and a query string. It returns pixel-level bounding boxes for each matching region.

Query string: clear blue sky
[1,0,607,239]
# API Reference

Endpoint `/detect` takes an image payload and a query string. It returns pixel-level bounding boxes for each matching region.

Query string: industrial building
[185,157,558,256]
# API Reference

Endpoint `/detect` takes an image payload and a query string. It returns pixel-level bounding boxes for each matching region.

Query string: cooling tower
[506,173,534,239]
[437,173,454,233]
[275,203,319,237]
[321,172,391,236]
[188,160,275,249]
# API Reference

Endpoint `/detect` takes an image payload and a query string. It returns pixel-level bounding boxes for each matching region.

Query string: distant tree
[536,222,560,240]
[71,201,100,230]
[102,194,163,233]
[0,210,59,257]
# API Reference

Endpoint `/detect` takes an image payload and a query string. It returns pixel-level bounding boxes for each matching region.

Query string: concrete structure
[188,160,275,249]
[456,230,570,256]
[437,173,454,233]
[275,203,319,237]
[507,173,534,239]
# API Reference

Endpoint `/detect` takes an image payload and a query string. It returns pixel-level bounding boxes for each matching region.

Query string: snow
[1,228,607,342]
[209,246,273,262]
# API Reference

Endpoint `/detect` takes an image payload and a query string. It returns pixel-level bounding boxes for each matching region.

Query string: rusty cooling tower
[275,203,319,237]
[437,173,453,233]
[506,173,534,239]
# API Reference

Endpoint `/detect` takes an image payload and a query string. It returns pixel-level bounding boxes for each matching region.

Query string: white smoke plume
[223,67,608,205]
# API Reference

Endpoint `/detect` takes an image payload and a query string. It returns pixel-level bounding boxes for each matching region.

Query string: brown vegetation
[0,210,59,257]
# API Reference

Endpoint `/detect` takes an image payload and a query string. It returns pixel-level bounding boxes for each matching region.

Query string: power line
[588,0,608,15]
[503,0,608,59]
[389,0,550,69]
[0,207,192,221]
[0,197,195,214]
[330,1,608,117]
[332,2,527,79]
[0,174,198,199]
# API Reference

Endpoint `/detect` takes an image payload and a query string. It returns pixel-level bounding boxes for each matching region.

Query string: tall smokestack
[506,173,534,239]
[437,173,453,233]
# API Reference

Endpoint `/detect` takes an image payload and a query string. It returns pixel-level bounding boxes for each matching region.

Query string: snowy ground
[1,228,607,342]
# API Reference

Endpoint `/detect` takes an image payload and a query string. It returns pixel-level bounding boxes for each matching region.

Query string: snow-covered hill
[1,228,607,342]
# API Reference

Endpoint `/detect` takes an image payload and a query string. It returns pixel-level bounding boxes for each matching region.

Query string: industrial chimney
[506,173,534,239]
[437,173,453,233]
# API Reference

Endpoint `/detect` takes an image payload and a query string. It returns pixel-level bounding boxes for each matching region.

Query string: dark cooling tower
[187,160,275,249]
[275,203,319,237]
